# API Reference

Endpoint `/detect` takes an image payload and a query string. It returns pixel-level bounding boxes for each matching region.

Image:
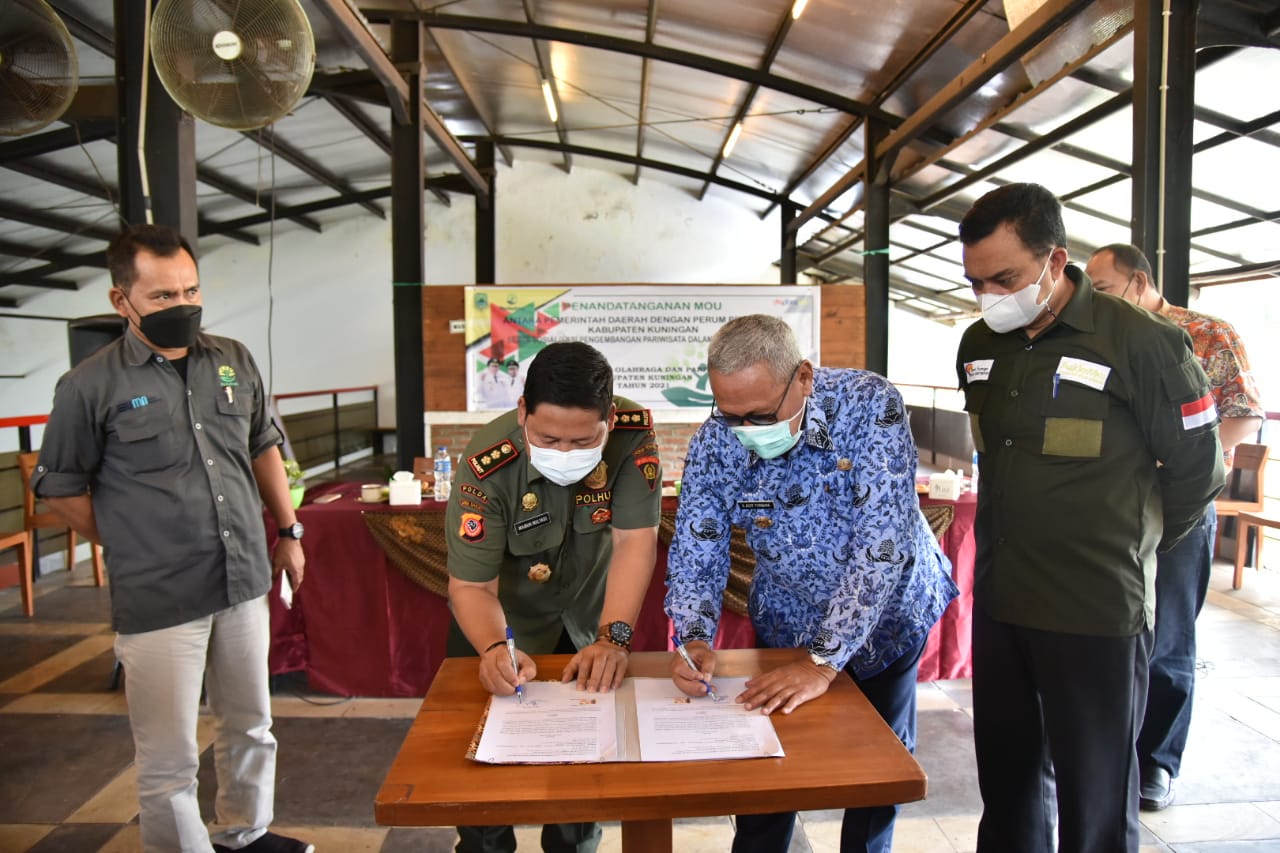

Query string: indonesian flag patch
[1180,393,1216,431]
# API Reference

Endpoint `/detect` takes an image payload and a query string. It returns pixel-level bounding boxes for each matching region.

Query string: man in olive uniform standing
[956,183,1224,853]
[444,341,661,853]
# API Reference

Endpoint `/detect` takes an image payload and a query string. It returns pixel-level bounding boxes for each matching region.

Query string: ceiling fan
[149,0,316,131]
[0,0,80,137]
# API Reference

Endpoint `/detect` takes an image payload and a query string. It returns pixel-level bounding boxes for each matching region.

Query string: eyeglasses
[709,363,801,427]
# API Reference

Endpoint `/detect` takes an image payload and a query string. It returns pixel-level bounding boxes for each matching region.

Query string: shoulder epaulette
[466,439,520,480]
[614,408,653,429]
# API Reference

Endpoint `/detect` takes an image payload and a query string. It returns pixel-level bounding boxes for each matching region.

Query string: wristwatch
[278,522,305,540]
[597,621,633,651]
[808,651,839,671]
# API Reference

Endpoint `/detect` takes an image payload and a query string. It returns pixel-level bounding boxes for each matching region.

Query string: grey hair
[707,314,803,383]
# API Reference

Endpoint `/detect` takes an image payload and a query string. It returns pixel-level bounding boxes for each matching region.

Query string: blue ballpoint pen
[672,635,719,700]
[505,626,525,704]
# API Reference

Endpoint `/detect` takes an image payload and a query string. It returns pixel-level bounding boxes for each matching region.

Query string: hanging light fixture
[722,121,743,158]
[541,78,558,123]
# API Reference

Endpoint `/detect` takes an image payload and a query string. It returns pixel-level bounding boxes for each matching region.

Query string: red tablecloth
[267,482,451,697]
[268,484,976,697]
[917,491,977,681]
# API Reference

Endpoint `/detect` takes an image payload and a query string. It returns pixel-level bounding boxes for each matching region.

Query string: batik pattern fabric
[1159,302,1263,421]
[665,367,957,678]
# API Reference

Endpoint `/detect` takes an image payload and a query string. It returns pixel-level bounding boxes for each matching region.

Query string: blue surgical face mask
[730,398,806,459]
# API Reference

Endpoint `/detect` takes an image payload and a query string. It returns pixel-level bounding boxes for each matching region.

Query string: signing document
[471,677,783,764]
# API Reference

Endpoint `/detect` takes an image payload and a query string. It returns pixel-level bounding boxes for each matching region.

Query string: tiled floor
[1,556,1278,852]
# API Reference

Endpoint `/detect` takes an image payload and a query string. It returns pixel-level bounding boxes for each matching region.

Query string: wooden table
[375,648,928,852]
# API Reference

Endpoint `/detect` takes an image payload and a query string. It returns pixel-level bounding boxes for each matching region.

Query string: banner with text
[464,285,819,411]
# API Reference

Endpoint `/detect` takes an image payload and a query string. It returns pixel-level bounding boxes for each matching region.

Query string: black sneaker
[1139,765,1175,811]
[213,831,316,853]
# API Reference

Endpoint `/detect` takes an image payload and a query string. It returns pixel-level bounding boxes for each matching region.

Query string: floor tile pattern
[1,556,1277,852]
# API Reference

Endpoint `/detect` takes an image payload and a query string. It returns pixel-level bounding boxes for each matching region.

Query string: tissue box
[388,471,423,506]
[927,472,962,501]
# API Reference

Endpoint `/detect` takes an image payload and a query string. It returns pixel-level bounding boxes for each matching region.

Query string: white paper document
[471,677,783,764]
[632,677,783,761]
[472,681,619,764]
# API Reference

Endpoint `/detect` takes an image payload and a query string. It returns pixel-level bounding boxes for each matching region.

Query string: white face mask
[525,428,606,486]
[979,254,1055,334]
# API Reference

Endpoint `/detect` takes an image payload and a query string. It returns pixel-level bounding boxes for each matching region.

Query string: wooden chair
[1214,443,1268,560]
[1233,510,1280,590]
[16,452,105,587]
[413,456,433,485]
[0,529,33,617]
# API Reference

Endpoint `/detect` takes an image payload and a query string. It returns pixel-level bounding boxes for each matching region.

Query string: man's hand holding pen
[670,638,718,698]
[479,636,533,698]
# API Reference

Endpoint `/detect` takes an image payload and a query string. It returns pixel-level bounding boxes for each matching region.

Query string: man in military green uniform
[955,183,1224,853]
[444,341,661,853]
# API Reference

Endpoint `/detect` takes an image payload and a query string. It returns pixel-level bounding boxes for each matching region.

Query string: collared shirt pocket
[1040,382,1109,458]
[573,501,613,534]
[112,405,182,473]
[962,382,990,454]
[215,386,253,445]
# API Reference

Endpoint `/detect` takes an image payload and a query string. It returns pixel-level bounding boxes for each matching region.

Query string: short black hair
[487,357,501,367]
[959,183,1066,255]
[106,224,197,290]
[523,342,613,419]
[1095,242,1153,277]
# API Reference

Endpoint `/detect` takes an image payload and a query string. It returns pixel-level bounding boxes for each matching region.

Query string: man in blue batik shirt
[665,314,958,853]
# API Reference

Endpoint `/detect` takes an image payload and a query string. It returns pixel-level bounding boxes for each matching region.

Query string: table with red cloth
[266,482,675,697]
[267,484,976,697]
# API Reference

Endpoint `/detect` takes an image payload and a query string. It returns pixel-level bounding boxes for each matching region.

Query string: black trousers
[972,607,1151,853]
[447,620,601,853]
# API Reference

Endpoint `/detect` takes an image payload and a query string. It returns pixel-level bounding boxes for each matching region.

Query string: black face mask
[133,303,203,349]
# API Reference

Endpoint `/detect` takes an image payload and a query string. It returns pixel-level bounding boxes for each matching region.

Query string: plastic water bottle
[970,450,979,495]
[433,445,452,502]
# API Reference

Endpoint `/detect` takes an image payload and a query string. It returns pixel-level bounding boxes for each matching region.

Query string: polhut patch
[614,409,653,429]
[467,439,519,480]
[591,507,612,525]
[459,512,485,542]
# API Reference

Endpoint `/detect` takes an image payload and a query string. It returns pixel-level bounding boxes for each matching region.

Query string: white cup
[361,483,382,502]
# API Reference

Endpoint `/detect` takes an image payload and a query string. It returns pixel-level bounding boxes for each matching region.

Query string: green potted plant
[283,458,306,508]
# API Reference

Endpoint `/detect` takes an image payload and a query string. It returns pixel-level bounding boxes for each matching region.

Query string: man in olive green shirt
[955,184,1224,853]
[444,341,661,853]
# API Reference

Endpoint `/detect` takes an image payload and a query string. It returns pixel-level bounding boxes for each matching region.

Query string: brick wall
[426,420,702,483]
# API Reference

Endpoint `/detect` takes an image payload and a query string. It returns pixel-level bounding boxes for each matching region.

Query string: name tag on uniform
[513,512,551,535]
[1056,356,1111,391]
[963,359,994,383]
[737,500,774,510]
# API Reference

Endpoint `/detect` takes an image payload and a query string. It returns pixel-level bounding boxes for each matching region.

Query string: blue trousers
[1138,505,1216,778]
[731,636,926,853]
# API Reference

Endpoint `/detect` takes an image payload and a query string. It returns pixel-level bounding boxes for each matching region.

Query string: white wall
[1,159,796,451]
